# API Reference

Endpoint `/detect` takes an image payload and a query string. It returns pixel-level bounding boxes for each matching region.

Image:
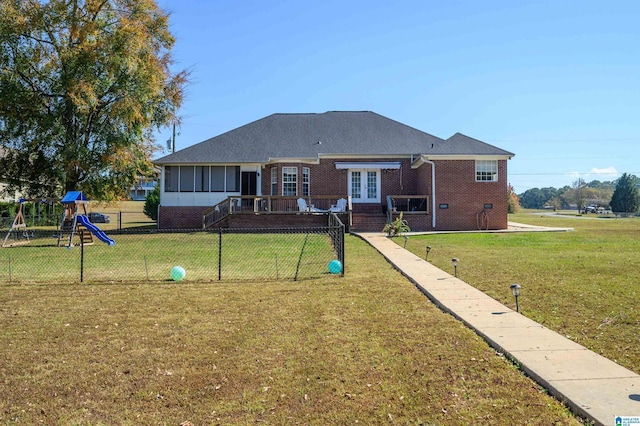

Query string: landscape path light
[510,284,521,313]
[451,258,459,277]
[425,245,432,261]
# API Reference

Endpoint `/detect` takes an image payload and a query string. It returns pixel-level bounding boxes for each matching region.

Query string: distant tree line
[518,174,640,213]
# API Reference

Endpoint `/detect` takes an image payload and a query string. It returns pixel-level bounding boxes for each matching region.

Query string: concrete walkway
[357,232,640,426]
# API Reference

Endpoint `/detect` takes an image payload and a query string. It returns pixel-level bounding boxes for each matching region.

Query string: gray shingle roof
[436,133,515,156]
[154,111,514,164]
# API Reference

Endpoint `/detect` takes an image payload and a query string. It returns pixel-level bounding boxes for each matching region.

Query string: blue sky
[155,0,640,193]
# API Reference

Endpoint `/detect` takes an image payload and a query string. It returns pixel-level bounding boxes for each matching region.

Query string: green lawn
[0,234,581,425]
[402,212,640,375]
[0,231,337,283]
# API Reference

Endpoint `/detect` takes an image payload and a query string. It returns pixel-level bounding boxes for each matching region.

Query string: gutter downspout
[423,158,436,229]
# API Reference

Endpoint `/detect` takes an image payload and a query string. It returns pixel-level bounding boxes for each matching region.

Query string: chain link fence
[0,221,345,284]
[0,211,155,232]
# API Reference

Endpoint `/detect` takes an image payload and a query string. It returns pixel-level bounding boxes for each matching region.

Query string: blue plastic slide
[76,215,115,246]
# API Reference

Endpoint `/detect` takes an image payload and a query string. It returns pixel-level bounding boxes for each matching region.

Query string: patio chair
[298,198,326,213]
[297,198,310,212]
[330,198,347,212]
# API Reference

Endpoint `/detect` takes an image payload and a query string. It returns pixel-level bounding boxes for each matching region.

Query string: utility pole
[166,122,176,153]
[172,122,176,153]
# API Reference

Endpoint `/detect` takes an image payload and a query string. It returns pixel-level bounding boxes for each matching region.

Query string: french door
[348,169,380,203]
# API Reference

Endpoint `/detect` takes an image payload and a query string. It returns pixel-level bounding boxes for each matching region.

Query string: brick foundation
[158,206,207,229]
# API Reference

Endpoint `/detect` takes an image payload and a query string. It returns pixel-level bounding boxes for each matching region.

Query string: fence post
[119,211,122,231]
[340,222,345,277]
[80,230,84,283]
[294,233,309,281]
[218,227,222,281]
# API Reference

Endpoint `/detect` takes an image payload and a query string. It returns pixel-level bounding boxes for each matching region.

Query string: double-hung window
[302,167,310,197]
[282,167,297,196]
[475,160,498,182]
[271,167,278,195]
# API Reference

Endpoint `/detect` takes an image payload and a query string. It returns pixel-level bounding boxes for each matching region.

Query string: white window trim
[475,160,498,182]
[282,166,298,196]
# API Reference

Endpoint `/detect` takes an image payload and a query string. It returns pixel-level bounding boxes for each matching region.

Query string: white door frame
[348,169,380,203]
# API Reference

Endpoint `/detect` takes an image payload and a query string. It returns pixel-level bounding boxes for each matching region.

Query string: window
[210,166,240,192]
[211,166,225,191]
[282,167,297,196]
[476,160,498,182]
[226,166,240,192]
[302,167,310,197]
[195,166,209,192]
[166,165,240,193]
[179,166,194,192]
[165,166,178,192]
[271,167,277,195]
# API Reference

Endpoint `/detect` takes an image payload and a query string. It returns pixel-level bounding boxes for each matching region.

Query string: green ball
[170,266,186,281]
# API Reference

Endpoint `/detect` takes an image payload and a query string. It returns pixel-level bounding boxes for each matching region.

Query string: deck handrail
[202,198,232,228]
[202,196,351,228]
[387,195,430,214]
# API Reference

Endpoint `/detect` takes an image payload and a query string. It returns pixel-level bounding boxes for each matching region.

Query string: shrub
[143,185,160,221]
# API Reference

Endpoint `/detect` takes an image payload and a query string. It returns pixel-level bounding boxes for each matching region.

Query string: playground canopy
[61,191,88,204]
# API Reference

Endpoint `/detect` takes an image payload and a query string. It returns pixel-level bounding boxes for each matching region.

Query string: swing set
[2,199,33,247]
[2,197,61,248]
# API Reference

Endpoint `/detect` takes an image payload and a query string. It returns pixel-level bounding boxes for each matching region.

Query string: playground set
[57,191,114,247]
[1,191,114,248]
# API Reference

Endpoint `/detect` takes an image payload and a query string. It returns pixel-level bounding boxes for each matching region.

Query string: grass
[4,200,156,232]
[0,232,336,283]
[87,200,156,230]
[402,212,640,375]
[0,235,582,424]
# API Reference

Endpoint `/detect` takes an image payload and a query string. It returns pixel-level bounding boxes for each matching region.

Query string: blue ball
[328,259,342,274]
[170,266,186,281]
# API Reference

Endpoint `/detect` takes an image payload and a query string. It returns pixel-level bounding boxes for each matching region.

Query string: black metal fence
[0,221,345,284]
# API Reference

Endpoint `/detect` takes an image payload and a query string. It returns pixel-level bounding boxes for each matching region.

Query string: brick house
[154,111,514,232]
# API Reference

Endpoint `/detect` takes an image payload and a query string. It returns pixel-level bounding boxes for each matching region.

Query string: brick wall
[158,206,207,229]
[160,158,508,231]
[264,158,418,198]
[388,211,433,232]
[227,213,334,229]
[431,160,508,231]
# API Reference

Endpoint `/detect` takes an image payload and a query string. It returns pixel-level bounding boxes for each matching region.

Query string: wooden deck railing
[202,195,351,228]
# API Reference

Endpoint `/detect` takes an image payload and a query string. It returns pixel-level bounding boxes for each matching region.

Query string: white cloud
[588,167,619,180]
[565,167,619,185]
[568,171,581,180]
